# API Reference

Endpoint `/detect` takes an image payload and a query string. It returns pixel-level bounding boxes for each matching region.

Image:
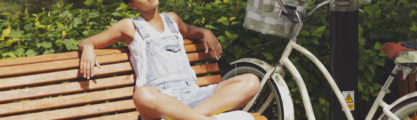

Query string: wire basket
[243,0,311,38]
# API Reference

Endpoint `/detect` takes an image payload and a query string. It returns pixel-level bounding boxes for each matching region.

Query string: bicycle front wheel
[380,92,417,120]
[222,63,284,120]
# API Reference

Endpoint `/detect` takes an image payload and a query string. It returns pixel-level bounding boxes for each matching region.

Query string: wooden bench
[0,39,266,120]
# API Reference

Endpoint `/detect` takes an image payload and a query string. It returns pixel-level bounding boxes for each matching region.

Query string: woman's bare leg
[132,86,213,120]
[193,73,261,116]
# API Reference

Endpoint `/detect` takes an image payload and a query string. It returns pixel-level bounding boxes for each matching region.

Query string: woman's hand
[202,30,222,60]
[79,45,102,79]
[77,18,132,79]
[167,12,222,60]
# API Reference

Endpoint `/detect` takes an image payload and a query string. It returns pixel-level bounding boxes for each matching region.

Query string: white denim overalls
[128,13,217,108]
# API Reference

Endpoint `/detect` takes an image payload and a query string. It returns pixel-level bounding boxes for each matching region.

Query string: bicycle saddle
[382,42,417,64]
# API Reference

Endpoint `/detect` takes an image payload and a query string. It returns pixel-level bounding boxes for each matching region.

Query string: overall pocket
[163,35,181,53]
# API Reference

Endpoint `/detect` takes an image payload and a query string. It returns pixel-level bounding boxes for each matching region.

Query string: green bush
[0,0,416,119]
[0,0,137,58]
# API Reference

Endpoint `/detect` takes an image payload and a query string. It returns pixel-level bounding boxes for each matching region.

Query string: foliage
[0,0,23,12]
[0,0,137,58]
[357,0,417,118]
[0,0,416,119]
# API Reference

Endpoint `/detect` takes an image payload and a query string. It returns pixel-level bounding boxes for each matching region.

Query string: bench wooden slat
[196,74,222,86]
[0,75,134,103]
[183,39,195,45]
[82,111,139,120]
[0,51,214,77]
[0,53,129,77]
[0,100,136,120]
[188,52,214,63]
[192,63,219,75]
[0,75,222,115]
[0,62,133,90]
[0,62,217,90]
[0,73,220,103]
[0,49,126,67]
[0,40,199,68]
[0,87,133,115]
[184,43,204,53]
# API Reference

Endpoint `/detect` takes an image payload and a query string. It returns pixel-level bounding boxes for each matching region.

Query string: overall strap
[130,17,149,87]
[131,17,150,40]
[162,13,179,34]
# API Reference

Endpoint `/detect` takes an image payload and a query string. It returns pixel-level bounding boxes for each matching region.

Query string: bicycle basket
[243,0,311,38]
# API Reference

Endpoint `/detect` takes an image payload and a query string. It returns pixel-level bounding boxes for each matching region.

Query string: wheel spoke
[258,92,275,114]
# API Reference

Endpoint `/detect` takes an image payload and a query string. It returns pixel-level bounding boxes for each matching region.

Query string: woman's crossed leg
[132,73,260,120]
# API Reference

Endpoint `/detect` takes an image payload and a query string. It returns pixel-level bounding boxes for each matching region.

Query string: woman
[78,0,260,119]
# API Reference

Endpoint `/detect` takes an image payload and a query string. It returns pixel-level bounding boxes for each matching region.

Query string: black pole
[329,2,359,119]
[327,0,373,119]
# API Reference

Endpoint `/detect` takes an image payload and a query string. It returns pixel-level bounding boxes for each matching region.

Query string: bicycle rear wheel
[222,63,284,120]
[380,92,417,120]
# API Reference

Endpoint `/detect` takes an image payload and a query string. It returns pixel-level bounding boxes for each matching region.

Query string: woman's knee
[237,73,261,96]
[132,87,164,119]
[132,86,159,108]
[244,73,261,94]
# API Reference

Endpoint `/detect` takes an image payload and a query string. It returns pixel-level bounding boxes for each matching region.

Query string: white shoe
[214,111,254,120]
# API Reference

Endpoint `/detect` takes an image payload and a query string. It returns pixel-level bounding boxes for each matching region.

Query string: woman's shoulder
[165,12,183,24]
[109,18,136,43]
[118,18,134,25]
[112,18,135,33]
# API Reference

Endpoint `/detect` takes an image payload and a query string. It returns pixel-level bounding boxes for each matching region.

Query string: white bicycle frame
[275,38,354,120]
[240,0,415,119]
[365,65,401,120]
[241,38,415,120]
[375,89,417,120]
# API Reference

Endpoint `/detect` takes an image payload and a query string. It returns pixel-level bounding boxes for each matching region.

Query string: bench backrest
[0,39,221,120]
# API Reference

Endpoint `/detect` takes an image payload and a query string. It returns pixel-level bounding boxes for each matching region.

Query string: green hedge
[1,0,416,119]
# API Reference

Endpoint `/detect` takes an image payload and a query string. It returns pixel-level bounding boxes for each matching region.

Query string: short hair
[122,0,132,4]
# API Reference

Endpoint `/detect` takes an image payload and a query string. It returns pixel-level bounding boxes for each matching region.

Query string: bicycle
[221,0,417,119]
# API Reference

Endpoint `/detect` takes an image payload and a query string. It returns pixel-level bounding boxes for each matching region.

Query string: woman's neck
[141,8,160,22]
[139,8,164,33]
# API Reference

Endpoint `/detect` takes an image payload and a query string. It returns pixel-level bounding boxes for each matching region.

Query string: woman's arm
[168,12,222,60]
[79,18,133,50]
[78,18,133,79]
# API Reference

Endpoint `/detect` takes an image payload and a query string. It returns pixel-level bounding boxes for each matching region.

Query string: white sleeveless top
[128,13,197,87]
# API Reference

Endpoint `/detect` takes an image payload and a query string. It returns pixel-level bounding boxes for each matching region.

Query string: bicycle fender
[231,58,295,120]
[389,91,417,109]
[230,58,274,71]
[270,70,295,120]
[377,91,417,119]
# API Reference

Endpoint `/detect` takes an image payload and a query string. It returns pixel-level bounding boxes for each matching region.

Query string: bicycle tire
[380,92,417,120]
[222,63,284,120]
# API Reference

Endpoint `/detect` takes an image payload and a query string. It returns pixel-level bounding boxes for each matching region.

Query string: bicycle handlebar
[306,0,330,17]
[275,0,374,18]
[276,0,289,14]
